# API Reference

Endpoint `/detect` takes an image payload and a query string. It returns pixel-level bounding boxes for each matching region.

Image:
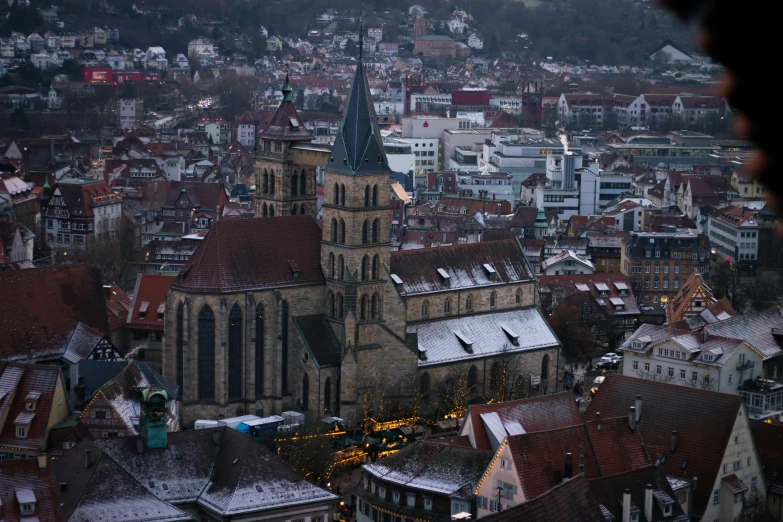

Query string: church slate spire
[327,24,390,176]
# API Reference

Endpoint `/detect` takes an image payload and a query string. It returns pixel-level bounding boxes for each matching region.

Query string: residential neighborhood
[0,0,779,521]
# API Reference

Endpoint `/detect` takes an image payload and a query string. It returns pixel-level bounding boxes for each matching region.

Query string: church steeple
[328,23,389,176]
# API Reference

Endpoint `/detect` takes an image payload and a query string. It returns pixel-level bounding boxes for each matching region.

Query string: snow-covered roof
[83,427,338,516]
[410,307,559,367]
[363,440,492,496]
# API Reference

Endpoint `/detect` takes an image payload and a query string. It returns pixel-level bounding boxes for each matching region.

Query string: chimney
[595,412,601,430]
[136,436,145,454]
[635,395,642,422]
[37,453,47,471]
[701,328,707,343]
[628,406,636,431]
[622,488,632,522]
[564,452,573,480]
[497,203,501,217]
[84,449,92,469]
[644,483,654,521]
[671,430,678,453]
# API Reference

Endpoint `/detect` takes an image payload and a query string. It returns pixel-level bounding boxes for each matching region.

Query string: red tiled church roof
[171,216,324,294]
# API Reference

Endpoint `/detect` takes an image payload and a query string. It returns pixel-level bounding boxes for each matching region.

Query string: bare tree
[488,343,530,403]
[435,364,477,420]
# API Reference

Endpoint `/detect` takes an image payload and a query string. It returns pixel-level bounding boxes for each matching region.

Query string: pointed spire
[42,174,51,202]
[282,72,293,103]
[327,28,389,177]
[358,18,364,60]
[534,207,547,229]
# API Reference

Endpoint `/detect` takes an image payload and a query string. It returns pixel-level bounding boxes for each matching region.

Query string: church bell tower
[321,22,392,331]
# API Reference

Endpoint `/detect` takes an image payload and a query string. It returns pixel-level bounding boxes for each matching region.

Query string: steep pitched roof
[0,362,62,453]
[704,306,783,359]
[363,439,492,496]
[52,440,192,521]
[327,56,390,175]
[0,459,63,522]
[750,420,783,490]
[409,307,560,368]
[66,428,339,516]
[585,374,744,519]
[390,239,535,296]
[59,321,109,364]
[0,265,108,360]
[89,361,179,433]
[665,270,716,323]
[461,392,582,451]
[257,75,313,142]
[478,475,605,522]
[588,466,688,522]
[128,274,176,330]
[171,216,324,294]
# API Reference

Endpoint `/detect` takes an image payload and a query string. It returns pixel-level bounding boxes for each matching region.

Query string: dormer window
[157,304,164,321]
[371,481,376,494]
[437,268,450,285]
[704,354,713,362]
[25,391,41,411]
[393,491,401,503]
[363,477,369,489]
[631,341,642,350]
[378,486,386,499]
[423,497,433,511]
[139,301,149,320]
[406,493,416,507]
[14,411,35,438]
[16,489,36,515]
[483,263,497,280]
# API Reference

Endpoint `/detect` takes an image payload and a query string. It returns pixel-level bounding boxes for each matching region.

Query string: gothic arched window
[198,306,215,400]
[372,219,379,243]
[331,218,338,242]
[334,183,339,205]
[372,185,378,206]
[255,303,264,398]
[228,304,242,399]
[300,171,306,195]
[372,255,379,280]
[302,373,310,411]
[362,220,369,244]
[176,302,184,390]
[360,295,368,320]
[281,301,289,391]
[364,185,370,206]
[291,173,298,196]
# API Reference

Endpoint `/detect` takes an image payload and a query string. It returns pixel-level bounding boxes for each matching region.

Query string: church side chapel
[163,30,562,426]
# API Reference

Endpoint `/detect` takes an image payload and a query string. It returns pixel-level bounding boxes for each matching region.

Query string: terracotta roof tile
[0,265,109,359]
[586,374,744,519]
[461,392,582,451]
[171,216,324,294]
[0,362,62,453]
[128,274,176,330]
[0,459,63,522]
[478,475,605,522]
[390,239,534,296]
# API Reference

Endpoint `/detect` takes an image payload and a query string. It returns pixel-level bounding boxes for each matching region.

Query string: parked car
[596,353,622,369]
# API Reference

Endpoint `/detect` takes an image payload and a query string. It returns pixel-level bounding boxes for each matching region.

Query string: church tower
[255,75,318,218]
[321,26,392,341]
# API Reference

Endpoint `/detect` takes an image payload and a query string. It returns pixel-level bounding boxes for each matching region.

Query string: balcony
[737,359,754,372]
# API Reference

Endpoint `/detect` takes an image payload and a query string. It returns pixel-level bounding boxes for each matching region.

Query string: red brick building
[414,35,469,58]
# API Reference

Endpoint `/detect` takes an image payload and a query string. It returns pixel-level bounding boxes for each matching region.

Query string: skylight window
[289,117,300,129]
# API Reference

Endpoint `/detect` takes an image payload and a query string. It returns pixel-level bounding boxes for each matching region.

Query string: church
[162,40,562,426]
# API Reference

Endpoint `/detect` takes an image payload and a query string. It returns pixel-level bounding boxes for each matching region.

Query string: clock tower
[140,387,168,449]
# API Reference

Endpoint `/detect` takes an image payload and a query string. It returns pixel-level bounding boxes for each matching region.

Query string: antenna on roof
[358,18,364,60]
